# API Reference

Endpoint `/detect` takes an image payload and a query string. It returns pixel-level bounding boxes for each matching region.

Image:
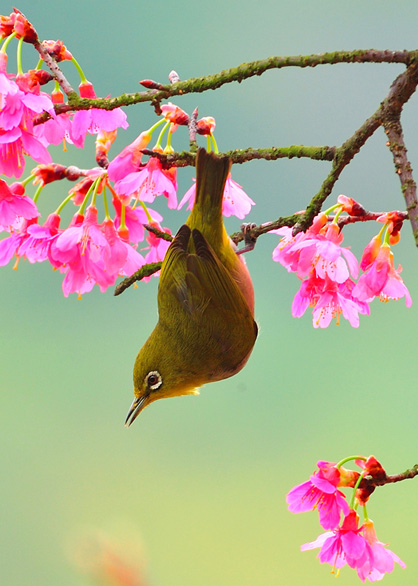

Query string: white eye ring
[145,370,162,391]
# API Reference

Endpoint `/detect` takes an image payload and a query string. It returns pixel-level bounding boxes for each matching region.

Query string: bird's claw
[236,223,258,255]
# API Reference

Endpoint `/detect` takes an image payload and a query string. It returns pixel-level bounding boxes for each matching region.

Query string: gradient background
[1,1,418,584]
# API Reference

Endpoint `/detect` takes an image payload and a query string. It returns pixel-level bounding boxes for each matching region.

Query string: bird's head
[125,329,202,426]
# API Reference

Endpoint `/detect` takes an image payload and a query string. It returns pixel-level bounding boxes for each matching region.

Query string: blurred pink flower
[178,174,254,219]
[0,125,52,177]
[0,217,36,266]
[0,178,39,231]
[356,520,406,582]
[107,130,152,183]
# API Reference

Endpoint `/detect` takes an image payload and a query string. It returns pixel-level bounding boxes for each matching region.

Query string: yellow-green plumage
[125,148,257,425]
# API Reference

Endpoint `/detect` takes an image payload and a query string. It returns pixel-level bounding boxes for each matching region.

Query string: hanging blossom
[107,130,152,184]
[352,216,412,307]
[70,81,128,148]
[272,200,412,327]
[114,152,178,209]
[178,174,255,220]
[50,205,145,297]
[288,455,406,582]
[273,212,368,328]
[301,510,406,582]
[286,460,357,530]
[178,115,255,219]
[0,178,39,231]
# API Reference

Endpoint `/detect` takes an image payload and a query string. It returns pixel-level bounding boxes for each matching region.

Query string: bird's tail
[186,148,231,240]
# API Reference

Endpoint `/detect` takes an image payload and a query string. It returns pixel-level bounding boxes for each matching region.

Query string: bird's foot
[236,223,258,256]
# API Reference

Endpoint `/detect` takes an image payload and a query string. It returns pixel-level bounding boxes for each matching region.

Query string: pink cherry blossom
[101,217,145,277]
[353,243,412,307]
[18,213,61,263]
[272,213,328,273]
[53,206,114,295]
[0,217,36,266]
[70,81,128,147]
[33,90,77,147]
[0,52,18,101]
[107,130,152,183]
[114,157,177,209]
[291,273,370,328]
[0,85,54,130]
[0,126,52,178]
[178,174,255,220]
[356,520,406,582]
[0,178,39,231]
[275,220,358,282]
[301,510,367,571]
[112,196,163,245]
[287,461,350,530]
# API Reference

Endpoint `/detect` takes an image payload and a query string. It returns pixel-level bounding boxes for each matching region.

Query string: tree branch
[361,464,418,497]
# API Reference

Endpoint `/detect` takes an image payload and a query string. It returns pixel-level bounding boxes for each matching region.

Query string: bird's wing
[159,225,255,327]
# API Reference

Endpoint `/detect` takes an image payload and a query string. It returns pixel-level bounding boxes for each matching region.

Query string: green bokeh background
[1,1,418,584]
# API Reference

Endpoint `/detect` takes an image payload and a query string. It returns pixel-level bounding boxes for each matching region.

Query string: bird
[125,148,257,426]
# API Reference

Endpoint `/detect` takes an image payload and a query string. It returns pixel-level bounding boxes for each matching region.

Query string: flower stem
[349,471,366,509]
[148,118,166,134]
[21,174,35,188]
[1,32,17,53]
[363,503,369,522]
[210,133,219,154]
[32,184,43,204]
[55,192,77,215]
[71,55,87,83]
[154,120,171,150]
[323,202,342,216]
[139,201,153,223]
[336,456,367,469]
[90,177,102,207]
[16,36,24,75]
[120,201,127,230]
[102,185,110,219]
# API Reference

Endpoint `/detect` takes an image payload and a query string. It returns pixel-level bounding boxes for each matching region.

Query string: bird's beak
[124,395,147,427]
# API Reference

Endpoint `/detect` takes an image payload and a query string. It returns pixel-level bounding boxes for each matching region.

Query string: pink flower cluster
[0,20,254,296]
[0,97,253,296]
[0,9,127,177]
[273,203,412,328]
[287,458,406,582]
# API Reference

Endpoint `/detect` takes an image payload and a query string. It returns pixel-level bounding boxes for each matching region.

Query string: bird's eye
[145,370,162,391]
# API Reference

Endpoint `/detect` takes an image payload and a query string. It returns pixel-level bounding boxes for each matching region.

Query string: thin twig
[114,262,162,296]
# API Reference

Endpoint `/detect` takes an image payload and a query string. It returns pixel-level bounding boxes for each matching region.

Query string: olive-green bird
[125,148,257,425]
